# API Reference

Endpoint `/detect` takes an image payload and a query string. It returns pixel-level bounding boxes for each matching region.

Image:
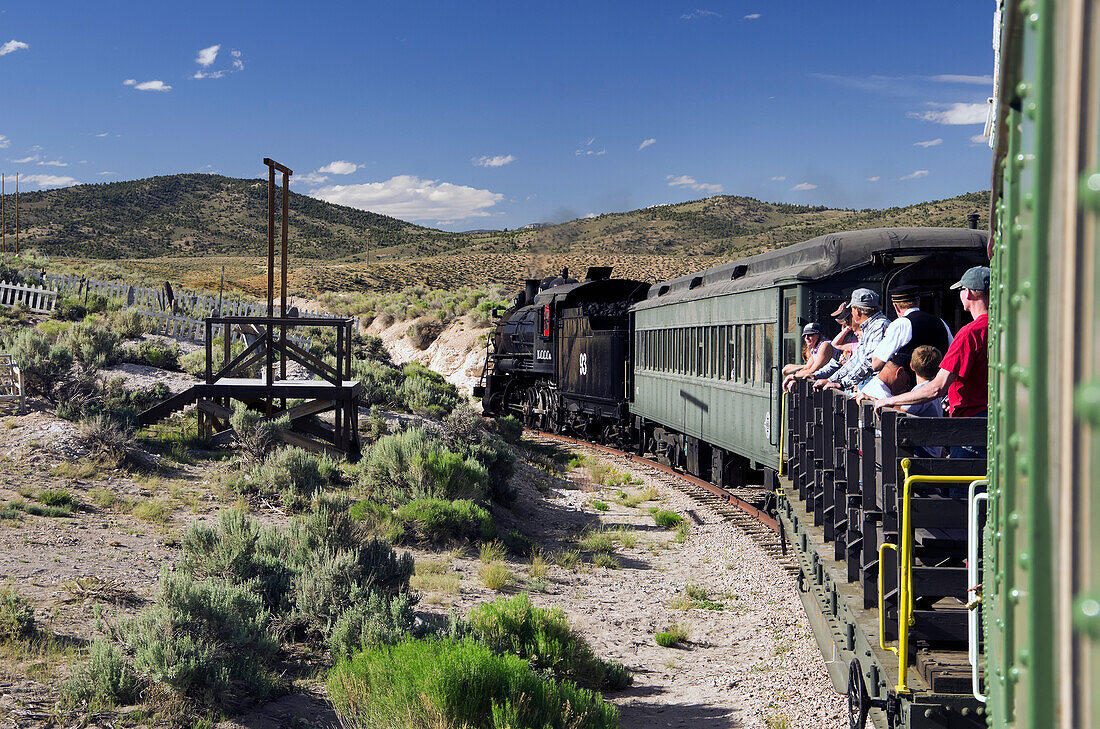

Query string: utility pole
[14,173,18,257]
[2,173,5,259]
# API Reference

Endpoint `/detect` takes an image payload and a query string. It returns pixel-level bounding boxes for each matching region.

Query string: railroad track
[525,431,799,574]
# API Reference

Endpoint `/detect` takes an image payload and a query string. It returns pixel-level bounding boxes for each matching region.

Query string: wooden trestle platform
[138,315,362,461]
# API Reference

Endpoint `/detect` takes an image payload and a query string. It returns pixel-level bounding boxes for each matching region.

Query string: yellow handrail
[878,542,899,655]
[778,391,788,476]
[895,458,986,694]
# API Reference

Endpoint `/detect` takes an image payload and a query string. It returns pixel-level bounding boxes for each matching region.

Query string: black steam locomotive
[473,267,649,446]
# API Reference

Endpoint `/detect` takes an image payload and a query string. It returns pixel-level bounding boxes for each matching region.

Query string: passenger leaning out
[875,267,990,458]
[814,288,890,392]
[782,323,836,391]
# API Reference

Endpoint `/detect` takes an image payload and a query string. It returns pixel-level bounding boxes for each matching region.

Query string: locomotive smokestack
[967,212,980,229]
[525,278,540,303]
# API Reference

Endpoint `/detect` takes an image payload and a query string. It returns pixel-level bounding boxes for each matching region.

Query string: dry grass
[411,572,461,595]
[478,541,507,564]
[132,499,172,523]
[593,553,619,569]
[528,553,549,580]
[551,549,581,570]
[479,563,511,591]
[614,487,659,508]
[49,461,102,480]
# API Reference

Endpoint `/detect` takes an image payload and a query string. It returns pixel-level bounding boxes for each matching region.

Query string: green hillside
[3,174,989,264]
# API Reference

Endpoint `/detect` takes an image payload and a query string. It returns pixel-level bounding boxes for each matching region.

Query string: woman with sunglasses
[782,322,837,390]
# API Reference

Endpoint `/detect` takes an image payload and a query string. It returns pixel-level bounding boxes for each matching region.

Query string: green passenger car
[629,227,987,484]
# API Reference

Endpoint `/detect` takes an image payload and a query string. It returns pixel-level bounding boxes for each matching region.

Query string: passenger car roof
[634,227,989,310]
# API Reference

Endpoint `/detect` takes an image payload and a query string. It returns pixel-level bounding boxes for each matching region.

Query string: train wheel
[847,658,871,729]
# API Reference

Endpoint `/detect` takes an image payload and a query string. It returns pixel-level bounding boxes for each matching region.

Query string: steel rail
[525,429,780,533]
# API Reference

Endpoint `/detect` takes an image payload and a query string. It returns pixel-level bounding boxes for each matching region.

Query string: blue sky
[0,1,996,231]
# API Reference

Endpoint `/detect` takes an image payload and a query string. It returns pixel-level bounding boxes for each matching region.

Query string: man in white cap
[814,288,890,392]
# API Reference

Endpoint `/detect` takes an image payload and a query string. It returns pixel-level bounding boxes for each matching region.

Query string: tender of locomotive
[475,267,649,445]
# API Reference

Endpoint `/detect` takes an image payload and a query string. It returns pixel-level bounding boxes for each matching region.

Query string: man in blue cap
[876,266,991,455]
[814,287,890,392]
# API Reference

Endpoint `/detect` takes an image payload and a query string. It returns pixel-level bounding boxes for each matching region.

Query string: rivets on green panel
[1074,593,1100,638]
[1018,648,1031,667]
[1013,222,1025,235]
[1016,82,1030,98]
[1025,102,1038,120]
[1019,455,1030,474]
[1008,511,1020,525]
[1074,381,1100,424]
[1079,172,1100,212]
[1023,192,1035,209]
[1015,153,1027,169]
[1028,12,1041,27]
[1017,552,1029,570]
[1010,666,1021,682]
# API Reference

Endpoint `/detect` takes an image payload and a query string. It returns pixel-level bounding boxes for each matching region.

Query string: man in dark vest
[868,285,952,374]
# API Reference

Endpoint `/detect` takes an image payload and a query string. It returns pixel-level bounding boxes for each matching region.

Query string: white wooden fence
[0,280,59,314]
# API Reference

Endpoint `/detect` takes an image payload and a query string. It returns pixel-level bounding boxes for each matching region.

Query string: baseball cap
[802,323,823,336]
[830,302,851,319]
[950,266,991,292]
[848,288,880,308]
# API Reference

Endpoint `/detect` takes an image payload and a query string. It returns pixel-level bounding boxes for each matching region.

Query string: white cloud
[11,156,36,163]
[308,175,504,221]
[0,136,9,149]
[583,213,598,219]
[38,159,68,167]
[900,169,930,180]
[575,138,606,156]
[0,40,28,56]
[98,171,116,176]
[196,44,220,67]
[94,132,109,138]
[970,133,988,145]
[21,174,78,188]
[124,79,171,91]
[770,175,786,181]
[666,174,723,194]
[231,49,244,71]
[928,74,993,85]
[473,154,515,167]
[913,138,943,148]
[193,69,226,79]
[294,171,330,186]
[743,13,762,20]
[637,138,656,151]
[318,160,359,175]
[867,176,881,182]
[681,9,720,19]
[791,182,817,191]
[908,101,988,125]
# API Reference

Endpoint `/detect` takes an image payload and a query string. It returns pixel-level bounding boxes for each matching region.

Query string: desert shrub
[80,415,138,463]
[654,631,676,648]
[593,553,619,569]
[397,363,462,418]
[328,592,416,659]
[99,377,169,426]
[650,509,683,529]
[63,639,142,708]
[350,358,403,407]
[251,446,338,511]
[479,563,511,591]
[180,337,247,378]
[177,510,294,612]
[3,328,73,397]
[230,402,288,465]
[467,594,631,691]
[107,309,147,339]
[179,349,206,378]
[479,540,507,564]
[590,500,608,511]
[359,428,488,505]
[465,436,516,505]
[443,403,488,446]
[52,296,87,321]
[0,586,34,642]
[407,320,444,350]
[327,639,620,729]
[125,339,180,370]
[494,415,523,445]
[63,322,122,367]
[84,294,110,314]
[120,570,279,705]
[392,498,495,545]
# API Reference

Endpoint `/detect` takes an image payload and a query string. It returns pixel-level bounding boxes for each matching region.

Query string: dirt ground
[0,409,844,729]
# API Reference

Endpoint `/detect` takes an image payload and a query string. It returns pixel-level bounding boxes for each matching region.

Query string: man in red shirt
[875,266,990,456]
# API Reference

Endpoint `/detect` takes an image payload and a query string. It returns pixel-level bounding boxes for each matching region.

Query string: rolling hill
[3,174,990,293]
